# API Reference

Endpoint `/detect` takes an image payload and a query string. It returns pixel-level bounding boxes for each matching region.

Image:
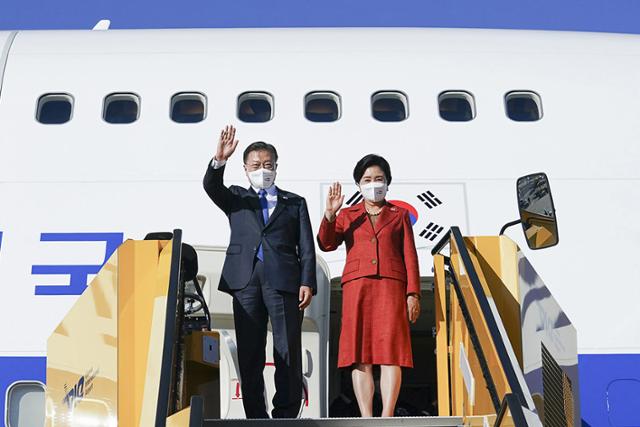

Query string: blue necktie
[256,189,269,261]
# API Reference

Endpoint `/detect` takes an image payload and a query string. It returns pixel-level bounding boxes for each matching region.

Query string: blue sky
[1,0,640,34]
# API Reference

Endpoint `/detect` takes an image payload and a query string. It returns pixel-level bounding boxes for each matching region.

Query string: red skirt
[338,276,413,368]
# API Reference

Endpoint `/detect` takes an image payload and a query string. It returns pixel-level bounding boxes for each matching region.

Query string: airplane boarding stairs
[36,228,576,427]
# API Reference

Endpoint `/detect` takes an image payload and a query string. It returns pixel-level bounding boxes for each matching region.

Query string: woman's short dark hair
[243,141,279,163]
[353,154,392,185]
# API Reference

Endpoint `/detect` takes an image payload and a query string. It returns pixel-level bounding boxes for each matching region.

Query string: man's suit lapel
[264,190,287,229]
[247,187,266,229]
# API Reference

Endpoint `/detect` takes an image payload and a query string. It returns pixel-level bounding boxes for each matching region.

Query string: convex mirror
[517,173,559,249]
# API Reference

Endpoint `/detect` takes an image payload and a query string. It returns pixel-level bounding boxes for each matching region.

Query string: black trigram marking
[419,222,444,241]
[346,191,363,206]
[417,190,443,209]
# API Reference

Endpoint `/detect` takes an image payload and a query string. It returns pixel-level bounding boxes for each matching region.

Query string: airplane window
[305,91,341,122]
[237,92,273,123]
[103,93,140,124]
[171,92,206,123]
[6,381,45,427]
[505,91,543,121]
[438,91,476,122]
[36,94,74,124]
[371,91,408,122]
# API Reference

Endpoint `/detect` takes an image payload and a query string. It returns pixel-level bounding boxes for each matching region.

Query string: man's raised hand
[325,182,345,222]
[215,125,239,162]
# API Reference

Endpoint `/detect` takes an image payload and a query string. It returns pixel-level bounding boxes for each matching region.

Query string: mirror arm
[499,219,522,235]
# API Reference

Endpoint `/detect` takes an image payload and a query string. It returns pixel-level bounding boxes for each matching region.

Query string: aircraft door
[196,247,331,419]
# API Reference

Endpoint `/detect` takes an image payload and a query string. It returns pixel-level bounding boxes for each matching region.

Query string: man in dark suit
[203,125,317,419]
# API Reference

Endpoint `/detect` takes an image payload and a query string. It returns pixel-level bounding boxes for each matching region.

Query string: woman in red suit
[317,154,421,417]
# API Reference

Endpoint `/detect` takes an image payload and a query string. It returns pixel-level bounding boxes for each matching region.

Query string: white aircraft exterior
[1,27,639,427]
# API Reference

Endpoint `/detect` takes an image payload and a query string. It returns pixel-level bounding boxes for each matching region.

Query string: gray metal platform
[203,416,463,427]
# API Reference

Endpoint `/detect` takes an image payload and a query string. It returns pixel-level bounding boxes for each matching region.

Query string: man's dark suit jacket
[203,163,317,295]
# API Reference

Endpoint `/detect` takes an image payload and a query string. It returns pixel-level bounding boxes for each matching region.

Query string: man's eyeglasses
[245,162,275,172]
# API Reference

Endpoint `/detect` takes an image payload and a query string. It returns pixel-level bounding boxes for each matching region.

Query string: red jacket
[317,201,420,295]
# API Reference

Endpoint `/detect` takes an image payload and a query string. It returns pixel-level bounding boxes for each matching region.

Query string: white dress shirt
[211,158,278,216]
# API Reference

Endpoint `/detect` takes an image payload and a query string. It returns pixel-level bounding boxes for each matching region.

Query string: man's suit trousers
[232,260,303,419]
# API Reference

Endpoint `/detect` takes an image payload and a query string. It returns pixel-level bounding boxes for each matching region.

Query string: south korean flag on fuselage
[322,182,469,251]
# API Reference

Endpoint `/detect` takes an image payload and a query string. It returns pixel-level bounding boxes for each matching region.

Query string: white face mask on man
[359,181,387,202]
[247,168,277,190]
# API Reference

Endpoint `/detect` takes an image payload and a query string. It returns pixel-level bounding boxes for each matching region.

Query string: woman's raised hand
[325,182,345,222]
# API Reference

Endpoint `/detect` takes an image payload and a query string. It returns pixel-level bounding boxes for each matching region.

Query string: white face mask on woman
[247,168,276,190]
[359,181,387,202]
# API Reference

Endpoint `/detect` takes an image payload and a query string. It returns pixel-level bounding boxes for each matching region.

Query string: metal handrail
[494,394,529,427]
[189,395,204,427]
[448,270,502,411]
[431,230,451,256]
[446,227,530,413]
[156,229,184,426]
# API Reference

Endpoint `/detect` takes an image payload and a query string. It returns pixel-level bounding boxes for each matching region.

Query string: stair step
[203,416,463,427]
